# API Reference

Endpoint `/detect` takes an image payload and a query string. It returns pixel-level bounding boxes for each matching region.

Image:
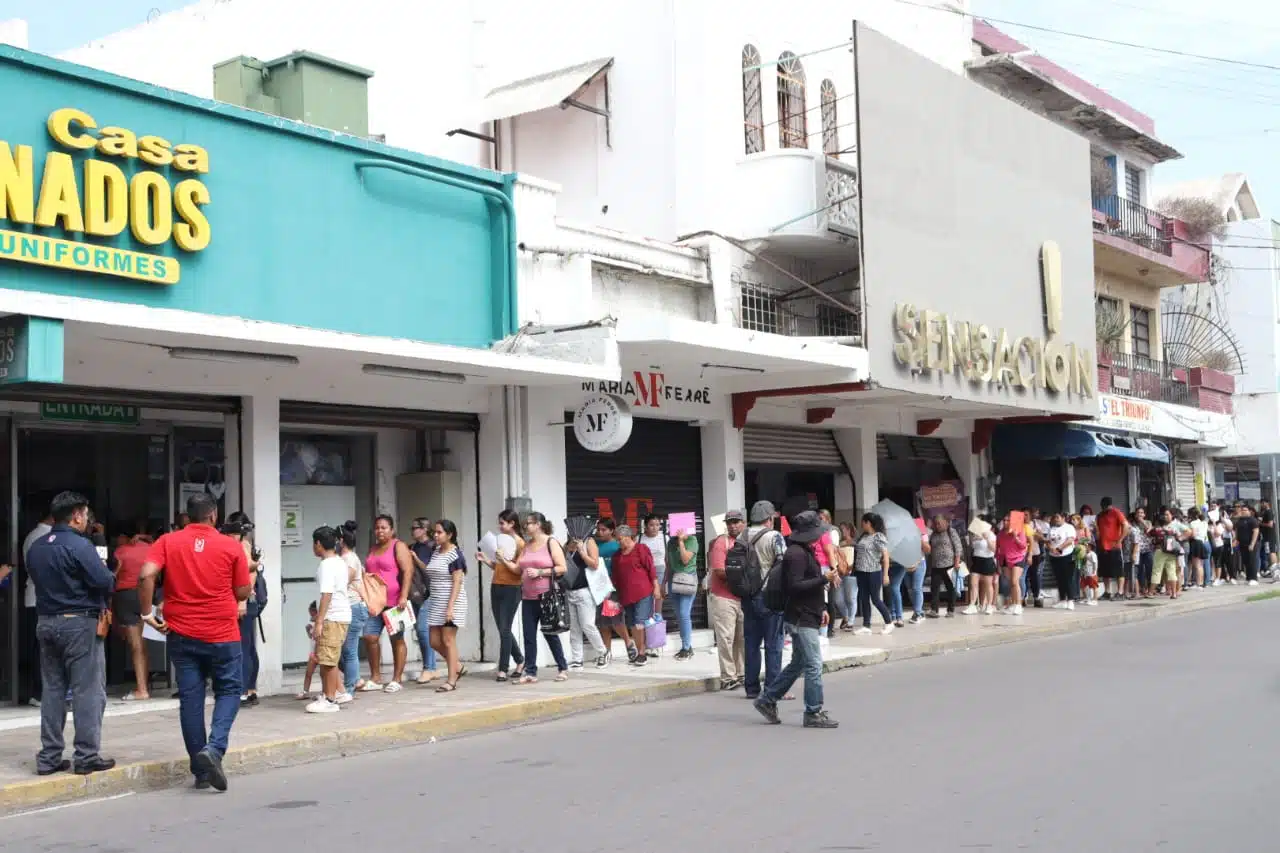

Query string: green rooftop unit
[213,50,374,137]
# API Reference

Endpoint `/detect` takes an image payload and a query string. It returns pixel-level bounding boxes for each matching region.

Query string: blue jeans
[342,601,369,693]
[836,571,857,621]
[909,559,926,617]
[762,625,824,714]
[36,614,106,771]
[742,593,784,697]
[239,602,260,694]
[672,592,695,650]
[169,633,243,779]
[522,598,567,677]
[415,600,437,673]
[886,562,908,622]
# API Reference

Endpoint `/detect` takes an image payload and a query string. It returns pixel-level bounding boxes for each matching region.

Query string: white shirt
[1082,551,1099,577]
[971,531,996,559]
[317,556,352,623]
[21,522,51,608]
[639,533,667,569]
[1047,523,1076,557]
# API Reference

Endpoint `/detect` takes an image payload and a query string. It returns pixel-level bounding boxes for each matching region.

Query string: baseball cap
[749,500,777,524]
[724,509,745,523]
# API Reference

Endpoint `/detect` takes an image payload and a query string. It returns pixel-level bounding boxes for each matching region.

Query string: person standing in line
[753,511,840,729]
[1211,509,1232,586]
[361,516,414,692]
[336,521,367,700]
[423,520,469,692]
[706,510,746,690]
[996,514,1028,616]
[514,512,569,684]
[1235,505,1261,586]
[611,525,660,666]
[742,501,787,699]
[639,514,669,592]
[964,514,998,616]
[582,518,634,664]
[562,523,608,671]
[221,513,261,708]
[305,526,352,714]
[814,509,846,633]
[477,510,527,680]
[850,513,893,635]
[1259,499,1276,574]
[666,522,700,661]
[1150,508,1191,597]
[21,510,54,706]
[1045,512,1077,610]
[926,515,961,618]
[1129,507,1154,596]
[27,492,116,776]
[1187,507,1211,590]
[835,522,858,630]
[1029,508,1050,607]
[407,518,440,685]
[112,524,152,702]
[1094,497,1130,601]
[137,493,249,792]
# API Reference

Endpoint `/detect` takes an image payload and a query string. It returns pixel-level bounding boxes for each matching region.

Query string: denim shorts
[623,595,654,627]
[361,612,402,638]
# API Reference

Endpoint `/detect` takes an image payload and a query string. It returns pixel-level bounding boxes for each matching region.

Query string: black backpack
[724,530,768,599]
[762,542,795,613]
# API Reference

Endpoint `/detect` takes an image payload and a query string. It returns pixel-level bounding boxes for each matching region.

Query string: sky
[972,0,1280,216]
[6,0,1279,214]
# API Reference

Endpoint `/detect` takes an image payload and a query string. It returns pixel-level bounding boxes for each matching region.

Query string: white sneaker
[1086,600,1098,606]
[1213,579,1224,587]
[306,698,339,714]
[1249,580,1259,586]
[983,605,996,615]
[333,692,354,705]
[1052,601,1069,610]
[1065,600,1075,610]
[853,627,872,636]
[961,605,979,615]
[1009,604,1023,615]
[1229,578,1238,585]
[881,623,896,636]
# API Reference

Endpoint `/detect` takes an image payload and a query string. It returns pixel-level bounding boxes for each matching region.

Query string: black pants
[855,571,892,627]
[1049,554,1075,599]
[929,565,956,613]
[1027,555,1043,599]
[1243,546,1261,582]
[490,583,524,674]
[238,604,259,693]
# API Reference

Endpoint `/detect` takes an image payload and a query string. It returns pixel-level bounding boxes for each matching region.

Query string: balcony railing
[824,157,859,237]
[739,282,862,341]
[1098,349,1190,406]
[1092,194,1173,257]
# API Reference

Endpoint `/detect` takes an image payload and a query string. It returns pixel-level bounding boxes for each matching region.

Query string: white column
[943,433,982,516]
[833,427,878,514]
[701,417,745,518]
[1064,460,1076,511]
[222,412,241,517]
[241,395,282,694]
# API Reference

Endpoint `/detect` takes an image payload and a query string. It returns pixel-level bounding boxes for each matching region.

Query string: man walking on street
[754,511,840,729]
[137,493,250,791]
[742,501,786,699]
[27,491,116,776]
[707,509,746,690]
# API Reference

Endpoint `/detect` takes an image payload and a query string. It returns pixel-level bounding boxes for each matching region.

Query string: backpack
[761,543,792,613]
[253,566,268,609]
[724,530,770,599]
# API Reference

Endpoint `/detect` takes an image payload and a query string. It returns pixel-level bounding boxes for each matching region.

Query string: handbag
[96,608,112,639]
[361,573,388,617]
[538,584,570,633]
[669,570,698,596]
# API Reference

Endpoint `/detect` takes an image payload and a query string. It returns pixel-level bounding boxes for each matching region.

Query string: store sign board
[0,315,64,385]
[581,369,714,414]
[1098,394,1153,429]
[0,107,212,285]
[573,394,633,453]
[40,401,139,425]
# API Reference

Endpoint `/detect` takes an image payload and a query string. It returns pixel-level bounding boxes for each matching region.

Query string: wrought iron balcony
[1092,194,1173,256]
[1098,348,1189,406]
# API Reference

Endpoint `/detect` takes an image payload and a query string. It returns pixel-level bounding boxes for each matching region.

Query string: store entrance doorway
[14,428,171,702]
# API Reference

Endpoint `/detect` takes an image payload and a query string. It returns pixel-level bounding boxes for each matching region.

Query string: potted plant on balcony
[1156,196,1226,244]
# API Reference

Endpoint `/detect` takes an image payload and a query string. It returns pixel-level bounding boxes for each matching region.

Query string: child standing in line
[296,600,320,700]
[307,525,353,714]
[1080,542,1100,606]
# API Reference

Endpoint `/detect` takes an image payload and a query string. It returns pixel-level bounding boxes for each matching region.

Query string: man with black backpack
[727,501,787,700]
[707,509,747,690]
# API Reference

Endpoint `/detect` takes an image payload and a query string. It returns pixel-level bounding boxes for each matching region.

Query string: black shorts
[112,588,141,626]
[1098,548,1124,579]
[970,556,997,576]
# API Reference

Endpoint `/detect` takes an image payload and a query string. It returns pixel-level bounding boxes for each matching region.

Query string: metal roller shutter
[1072,461,1129,514]
[280,401,479,431]
[1174,458,1196,509]
[744,426,845,471]
[3,383,240,414]
[565,417,708,629]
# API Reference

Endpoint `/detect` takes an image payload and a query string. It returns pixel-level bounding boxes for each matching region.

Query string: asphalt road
[7,600,1280,852]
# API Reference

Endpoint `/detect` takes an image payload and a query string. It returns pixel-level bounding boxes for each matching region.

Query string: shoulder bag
[408,544,432,610]
[538,540,571,634]
[361,573,389,617]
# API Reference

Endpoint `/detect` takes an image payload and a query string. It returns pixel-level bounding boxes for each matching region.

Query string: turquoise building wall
[0,46,517,348]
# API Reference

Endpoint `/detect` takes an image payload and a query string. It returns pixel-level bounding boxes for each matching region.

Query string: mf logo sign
[572,394,633,453]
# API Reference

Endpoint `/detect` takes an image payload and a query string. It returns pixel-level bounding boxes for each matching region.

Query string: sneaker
[1249,580,1260,586]
[1034,597,1045,608]
[1065,600,1075,610]
[306,698,339,714]
[1229,578,1238,585]
[881,623,895,636]
[646,649,659,660]
[925,611,940,619]
[630,655,647,667]
[334,692,355,705]
[595,653,610,668]
[944,610,955,618]
[626,645,639,663]
[983,605,996,616]
[1053,601,1069,610]
[753,697,781,725]
[961,604,979,615]
[909,613,924,624]
[853,626,872,636]
[1213,579,1224,587]
[675,648,694,661]
[803,710,839,729]
[894,620,905,628]
[568,661,584,670]
[191,748,227,792]
[1101,592,1112,601]
[1086,600,1098,606]
[1009,604,1023,615]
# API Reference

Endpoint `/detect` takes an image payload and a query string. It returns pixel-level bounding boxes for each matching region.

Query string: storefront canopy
[476,57,613,123]
[995,423,1169,464]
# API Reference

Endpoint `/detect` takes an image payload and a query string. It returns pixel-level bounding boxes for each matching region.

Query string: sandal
[516,674,538,685]
[496,672,508,682]
[294,691,313,701]
[416,671,437,685]
[435,681,458,693]
[457,666,468,679]
[359,681,383,692]
[554,671,569,682]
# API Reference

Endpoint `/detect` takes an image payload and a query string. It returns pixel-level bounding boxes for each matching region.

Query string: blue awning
[994,424,1169,464]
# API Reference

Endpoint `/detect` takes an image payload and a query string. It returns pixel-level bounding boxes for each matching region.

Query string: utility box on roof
[213,50,374,137]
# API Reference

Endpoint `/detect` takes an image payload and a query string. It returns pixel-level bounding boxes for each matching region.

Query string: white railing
[823,157,859,237]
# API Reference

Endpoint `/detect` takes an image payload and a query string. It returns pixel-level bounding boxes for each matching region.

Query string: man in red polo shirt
[1095,496,1130,601]
[137,493,250,793]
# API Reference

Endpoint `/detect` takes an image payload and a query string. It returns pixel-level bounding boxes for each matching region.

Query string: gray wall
[855,23,1097,417]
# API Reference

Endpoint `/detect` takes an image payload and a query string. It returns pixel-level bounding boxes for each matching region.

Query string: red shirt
[611,543,656,606]
[113,541,150,590]
[1096,507,1127,551]
[146,524,250,643]
[707,534,737,601]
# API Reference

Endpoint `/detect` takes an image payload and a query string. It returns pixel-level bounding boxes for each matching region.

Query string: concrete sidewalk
[0,583,1262,813]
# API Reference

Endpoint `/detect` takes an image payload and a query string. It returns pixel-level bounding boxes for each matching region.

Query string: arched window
[820,79,838,156]
[742,45,765,154]
[777,51,807,149]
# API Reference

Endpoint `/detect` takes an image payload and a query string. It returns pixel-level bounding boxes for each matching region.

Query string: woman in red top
[113,524,153,701]
[611,526,660,666]
[995,516,1028,616]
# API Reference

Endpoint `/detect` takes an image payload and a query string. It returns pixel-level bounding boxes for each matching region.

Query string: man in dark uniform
[26,491,116,775]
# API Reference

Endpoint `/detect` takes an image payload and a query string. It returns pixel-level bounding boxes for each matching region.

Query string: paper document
[585,563,616,606]
[478,531,499,563]
[495,533,518,561]
[709,514,727,538]
[968,518,991,536]
[142,623,167,643]
[667,512,697,537]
